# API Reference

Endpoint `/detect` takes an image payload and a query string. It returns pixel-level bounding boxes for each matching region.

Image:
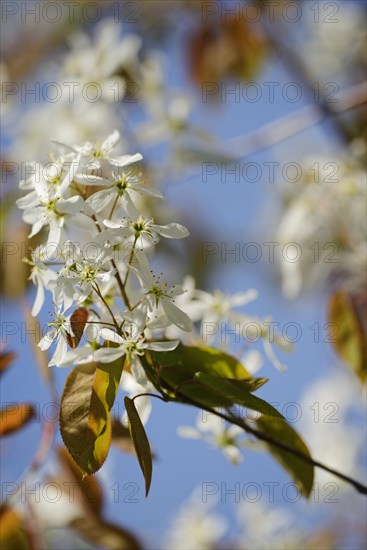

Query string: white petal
[109,152,142,167]
[33,174,49,199]
[134,249,151,277]
[32,281,45,317]
[152,222,189,239]
[67,213,98,235]
[197,413,223,435]
[58,346,94,367]
[176,426,201,439]
[146,340,179,352]
[263,340,287,372]
[132,186,163,199]
[162,299,193,331]
[100,328,124,344]
[102,129,120,152]
[28,221,46,240]
[223,445,243,464]
[130,357,148,386]
[93,347,125,363]
[121,193,139,219]
[38,329,56,350]
[51,140,79,153]
[86,189,115,212]
[103,219,122,229]
[57,156,80,196]
[74,173,112,186]
[58,195,83,214]
[49,336,68,367]
[230,289,258,307]
[16,191,39,209]
[47,219,62,246]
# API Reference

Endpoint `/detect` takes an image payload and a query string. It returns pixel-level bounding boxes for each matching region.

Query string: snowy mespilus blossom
[17,130,285,459]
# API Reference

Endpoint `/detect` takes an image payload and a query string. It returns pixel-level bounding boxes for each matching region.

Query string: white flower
[164,488,228,550]
[25,246,57,317]
[16,156,87,245]
[137,270,193,332]
[178,412,244,464]
[299,370,366,489]
[193,288,259,325]
[275,147,367,297]
[138,93,193,145]
[236,501,301,550]
[57,130,140,174]
[85,162,163,217]
[241,349,264,375]
[38,306,71,367]
[305,3,366,79]
[89,305,179,385]
[103,214,189,247]
[57,241,115,302]
[63,17,142,102]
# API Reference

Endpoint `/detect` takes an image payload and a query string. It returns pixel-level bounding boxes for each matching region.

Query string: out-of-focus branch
[262,20,356,143]
[186,80,366,168]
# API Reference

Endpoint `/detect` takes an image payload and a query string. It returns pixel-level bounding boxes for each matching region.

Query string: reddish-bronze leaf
[68,307,89,349]
[71,517,142,550]
[0,404,35,437]
[56,446,104,517]
[0,507,32,550]
[0,351,16,375]
[111,419,136,455]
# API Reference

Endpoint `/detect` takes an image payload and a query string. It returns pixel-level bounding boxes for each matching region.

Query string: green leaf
[328,291,366,383]
[143,344,257,388]
[255,415,314,497]
[142,345,268,409]
[124,397,152,497]
[232,376,269,392]
[59,359,124,476]
[167,373,235,407]
[194,372,284,419]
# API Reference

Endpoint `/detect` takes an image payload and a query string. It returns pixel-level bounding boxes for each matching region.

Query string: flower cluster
[18,131,286,431]
[17,131,192,382]
[7,17,195,171]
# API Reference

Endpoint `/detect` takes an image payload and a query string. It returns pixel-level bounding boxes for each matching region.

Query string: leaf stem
[92,283,120,331]
[91,213,132,310]
[123,236,138,289]
[132,392,169,403]
[111,258,132,310]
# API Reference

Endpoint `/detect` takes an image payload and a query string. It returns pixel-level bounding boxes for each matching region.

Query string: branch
[180,394,367,496]
[216,405,367,495]
[215,81,366,161]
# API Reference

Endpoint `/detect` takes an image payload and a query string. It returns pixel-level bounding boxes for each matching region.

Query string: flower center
[131,218,152,238]
[115,176,129,195]
[45,199,57,212]
[92,142,103,158]
[82,266,96,282]
[49,314,66,332]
